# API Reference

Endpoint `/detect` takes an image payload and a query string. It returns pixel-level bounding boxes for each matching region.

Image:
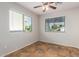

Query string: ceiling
[17,2,79,15]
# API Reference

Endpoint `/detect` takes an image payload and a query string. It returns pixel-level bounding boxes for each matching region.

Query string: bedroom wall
[0,2,39,56]
[39,7,79,48]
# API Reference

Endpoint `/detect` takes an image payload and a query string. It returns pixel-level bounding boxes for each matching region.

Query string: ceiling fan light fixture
[46,5,49,11]
[42,6,45,10]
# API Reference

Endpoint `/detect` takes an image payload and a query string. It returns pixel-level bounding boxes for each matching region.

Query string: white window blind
[9,10,23,31]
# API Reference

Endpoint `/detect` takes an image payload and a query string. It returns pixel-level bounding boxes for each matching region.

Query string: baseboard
[2,40,38,57]
[40,40,79,49]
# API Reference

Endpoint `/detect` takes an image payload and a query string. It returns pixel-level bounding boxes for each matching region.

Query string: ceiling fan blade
[55,2,63,5]
[43,2,54,5]
[34,5,42,8]
[49,2,54,4]
[49,5,56,9]
[43,2,48,5]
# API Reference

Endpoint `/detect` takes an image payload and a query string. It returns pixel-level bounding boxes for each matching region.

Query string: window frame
[9,10,32,32]
[23,15,32,32]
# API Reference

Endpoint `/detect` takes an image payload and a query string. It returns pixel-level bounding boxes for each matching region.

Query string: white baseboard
[40,40,79,49]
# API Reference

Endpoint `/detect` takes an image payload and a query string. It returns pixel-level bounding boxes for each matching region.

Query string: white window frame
[9,10,32,32]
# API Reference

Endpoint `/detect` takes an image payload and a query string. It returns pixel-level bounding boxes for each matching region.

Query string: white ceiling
[17,2,79,15]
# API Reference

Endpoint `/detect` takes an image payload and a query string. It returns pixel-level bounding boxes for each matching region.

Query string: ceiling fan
[34,2,62,12]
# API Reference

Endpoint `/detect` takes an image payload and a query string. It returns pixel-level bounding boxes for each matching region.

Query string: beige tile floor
[6,41,79,57]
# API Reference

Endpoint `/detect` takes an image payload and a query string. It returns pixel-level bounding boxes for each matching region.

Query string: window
[9,10,32,32]
[9,10,23,31]
[45,16,65,32]
[24,16,32,32]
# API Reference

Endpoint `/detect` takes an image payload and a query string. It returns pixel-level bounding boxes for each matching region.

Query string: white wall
[1,2,79,56]
[0,2,39,56]
[39,7,79,48]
